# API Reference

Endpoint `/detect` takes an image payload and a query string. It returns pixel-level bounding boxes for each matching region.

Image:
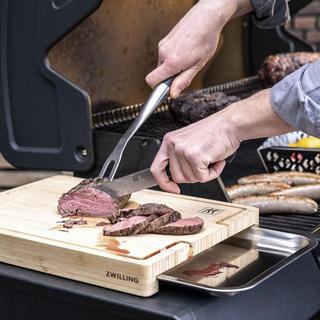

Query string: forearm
[198,0,253,23]
[221,89,294,142]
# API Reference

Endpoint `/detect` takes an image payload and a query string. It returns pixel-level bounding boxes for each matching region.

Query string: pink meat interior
[105,216,147,232]
[58,186,118,216]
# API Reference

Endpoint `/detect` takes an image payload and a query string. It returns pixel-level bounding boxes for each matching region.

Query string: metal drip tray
[157,226,317,296]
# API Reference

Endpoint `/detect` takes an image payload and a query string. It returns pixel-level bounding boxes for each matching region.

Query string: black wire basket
[258,146,320,174]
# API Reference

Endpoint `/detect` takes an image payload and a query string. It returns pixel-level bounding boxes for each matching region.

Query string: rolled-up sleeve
[271,61,320,137]
[251,0,290,29]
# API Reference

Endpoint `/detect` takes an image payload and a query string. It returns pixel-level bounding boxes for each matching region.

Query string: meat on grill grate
[258,52,320,85]
[170,91,241,125]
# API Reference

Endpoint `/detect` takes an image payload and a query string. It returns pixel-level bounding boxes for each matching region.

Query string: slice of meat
[226,182,290,200]
[238,172,320,186]
[139,211,182,234]
[152,217,204,235]
[127,203,175,217]
[58,178,130,223]
[271,184,320,201]
[63,219,87,229]
[170,91,241,125]
[95,221,109,227]
[233,195,318,214]
[103,215,157,236]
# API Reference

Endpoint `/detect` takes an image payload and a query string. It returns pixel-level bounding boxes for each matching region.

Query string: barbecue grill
[0,0,320,319]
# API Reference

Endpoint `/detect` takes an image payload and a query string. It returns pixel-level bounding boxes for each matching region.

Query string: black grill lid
[0,0,102,171]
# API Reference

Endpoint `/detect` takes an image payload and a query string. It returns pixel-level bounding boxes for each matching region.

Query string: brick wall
[288,0,320,49]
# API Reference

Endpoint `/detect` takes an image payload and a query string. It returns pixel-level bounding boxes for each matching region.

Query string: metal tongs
[99,77,174,180]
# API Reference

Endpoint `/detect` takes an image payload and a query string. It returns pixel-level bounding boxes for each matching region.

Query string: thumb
[170,66,201,98]
[207,160,226,181]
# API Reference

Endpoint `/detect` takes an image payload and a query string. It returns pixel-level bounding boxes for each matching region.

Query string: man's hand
[150,115,239,193]
[145,0,253,98]
[151,89,294,193]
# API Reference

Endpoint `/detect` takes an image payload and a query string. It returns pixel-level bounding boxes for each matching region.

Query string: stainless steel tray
[157,227,317,297]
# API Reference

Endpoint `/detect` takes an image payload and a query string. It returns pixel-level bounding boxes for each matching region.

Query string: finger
[145,61,180,88]
[168,151,189,184]
[151,146,180,194]
[207,160,226,181]
[175,153,198,183]
[170,66,200,99]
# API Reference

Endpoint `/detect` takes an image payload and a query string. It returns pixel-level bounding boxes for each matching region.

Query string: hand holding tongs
[99,77,174,180]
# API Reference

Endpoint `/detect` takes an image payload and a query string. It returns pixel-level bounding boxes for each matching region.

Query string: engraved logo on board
[197,207,224,215]
[106,271,139,284]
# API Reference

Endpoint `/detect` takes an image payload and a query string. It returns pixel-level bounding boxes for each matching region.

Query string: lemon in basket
[288,136,320,148]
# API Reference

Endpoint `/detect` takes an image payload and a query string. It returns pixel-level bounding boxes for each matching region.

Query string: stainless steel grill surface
[260,211,320,237]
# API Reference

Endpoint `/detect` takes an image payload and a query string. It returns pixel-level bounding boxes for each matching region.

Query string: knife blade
[95,168,157,198]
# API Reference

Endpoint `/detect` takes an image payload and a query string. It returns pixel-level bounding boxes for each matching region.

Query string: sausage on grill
[238,172,320,186]
[233,195,318,215]
[226,182,290,200]
[271,184,320,201]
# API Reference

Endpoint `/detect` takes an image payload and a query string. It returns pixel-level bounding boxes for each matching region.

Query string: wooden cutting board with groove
[0,175,259,296]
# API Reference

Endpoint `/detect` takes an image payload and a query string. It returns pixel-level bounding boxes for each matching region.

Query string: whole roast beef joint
[58,178,130,223]
[58,180,204,236]
[258,52,320,85]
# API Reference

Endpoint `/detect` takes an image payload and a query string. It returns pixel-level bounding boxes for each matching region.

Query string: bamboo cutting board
[0,175,258,296]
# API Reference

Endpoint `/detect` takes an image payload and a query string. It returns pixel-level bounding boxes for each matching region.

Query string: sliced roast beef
[103,214,157,236]
[152,217,204,235]
[125,203,175,217]
[139,211,182,234]
[58,178,130,223]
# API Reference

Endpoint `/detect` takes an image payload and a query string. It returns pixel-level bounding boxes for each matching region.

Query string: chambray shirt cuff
[251,0,290,29]
[271,61,320,137]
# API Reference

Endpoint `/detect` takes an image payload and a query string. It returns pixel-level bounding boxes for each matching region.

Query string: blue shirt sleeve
[251,0,290,29]
[271,61,320,137]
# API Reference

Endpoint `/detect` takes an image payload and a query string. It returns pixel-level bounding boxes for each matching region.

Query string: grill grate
[260,211,320,237]
[92,76,261,128]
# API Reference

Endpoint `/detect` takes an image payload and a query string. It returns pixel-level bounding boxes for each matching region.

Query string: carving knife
[95,168,157,198]
[95,168,231,203]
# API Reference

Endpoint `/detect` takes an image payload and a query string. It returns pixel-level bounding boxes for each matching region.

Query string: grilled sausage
[226,182,290,200]
[271,184,320,201]
[238,172,320,186]
[233,195,318,214]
